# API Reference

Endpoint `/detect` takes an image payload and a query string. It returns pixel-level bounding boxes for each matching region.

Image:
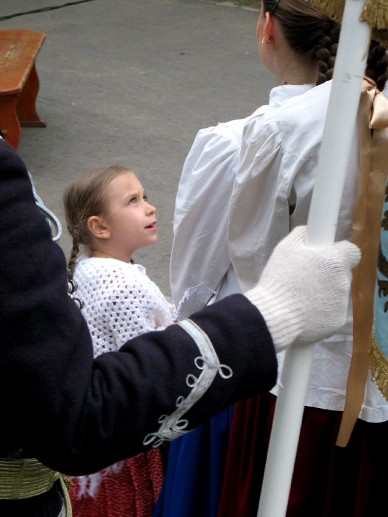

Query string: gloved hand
[245,226,360,353]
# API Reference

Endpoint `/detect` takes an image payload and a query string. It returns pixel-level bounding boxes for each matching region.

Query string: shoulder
[270,82,331,130]
[75,258,140,292]
[243,82,332,151]
[190,116,253,157]
[176,118,252,210]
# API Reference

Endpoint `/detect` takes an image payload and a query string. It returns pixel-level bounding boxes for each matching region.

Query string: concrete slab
[0,0,272,296]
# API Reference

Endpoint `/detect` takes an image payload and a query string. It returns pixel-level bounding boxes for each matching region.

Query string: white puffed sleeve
[170,119,246,305]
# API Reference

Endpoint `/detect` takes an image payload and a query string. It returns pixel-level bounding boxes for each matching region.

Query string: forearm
[10,296,277,476]
[47,295,276,475]
[0,139,277,474]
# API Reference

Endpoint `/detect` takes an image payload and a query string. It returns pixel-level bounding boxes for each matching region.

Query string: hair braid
[65,232,84,309]
[365,39,388,92]
[263,0,341,85]
[67,235,81,280]
[315,24,340,85]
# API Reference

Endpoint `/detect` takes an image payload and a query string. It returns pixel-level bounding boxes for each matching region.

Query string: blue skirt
[153,406,234,517]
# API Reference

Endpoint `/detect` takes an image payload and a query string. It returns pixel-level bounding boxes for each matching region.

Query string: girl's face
[102,171,157,261]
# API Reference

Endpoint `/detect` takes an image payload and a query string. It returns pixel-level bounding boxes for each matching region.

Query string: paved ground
[1,0,272,297]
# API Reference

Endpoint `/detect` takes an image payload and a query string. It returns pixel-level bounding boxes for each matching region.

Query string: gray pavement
[1,0,273,297]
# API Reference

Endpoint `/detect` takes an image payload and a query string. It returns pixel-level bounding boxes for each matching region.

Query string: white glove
[245,226,360,353]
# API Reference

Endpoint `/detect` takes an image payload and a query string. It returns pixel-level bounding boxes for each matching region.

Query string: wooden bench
[0,30,46,149]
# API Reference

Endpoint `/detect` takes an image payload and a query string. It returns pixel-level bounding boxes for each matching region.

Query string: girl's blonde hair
[63,165,133,278]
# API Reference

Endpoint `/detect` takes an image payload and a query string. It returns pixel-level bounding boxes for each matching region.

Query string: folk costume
[0,137,278,515]
[159,81,388,517]
[69,258,174,516]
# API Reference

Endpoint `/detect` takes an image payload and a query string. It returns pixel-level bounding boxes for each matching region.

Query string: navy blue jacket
[0,138,277,477]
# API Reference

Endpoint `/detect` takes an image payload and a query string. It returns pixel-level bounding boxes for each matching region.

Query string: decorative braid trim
[143,319,233,447]
[369,332,388,401]
[0,457,72,515]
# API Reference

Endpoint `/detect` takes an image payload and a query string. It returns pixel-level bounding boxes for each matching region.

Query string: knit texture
[73,257,174,357]
[70,257,173,514]
[245,227,360,352]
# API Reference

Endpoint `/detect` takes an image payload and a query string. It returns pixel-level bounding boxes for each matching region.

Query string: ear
[263,11,274,43]
[87,215,110,239]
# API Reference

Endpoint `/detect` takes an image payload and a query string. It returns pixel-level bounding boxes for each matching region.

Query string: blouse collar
[269,83,316,106]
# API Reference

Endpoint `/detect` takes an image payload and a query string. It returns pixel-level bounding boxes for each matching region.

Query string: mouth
[145,221,157,230]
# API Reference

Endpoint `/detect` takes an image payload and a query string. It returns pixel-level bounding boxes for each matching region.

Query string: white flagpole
[257,1,371,516]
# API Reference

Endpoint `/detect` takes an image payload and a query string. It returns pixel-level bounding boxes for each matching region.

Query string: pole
[257,1,371,515]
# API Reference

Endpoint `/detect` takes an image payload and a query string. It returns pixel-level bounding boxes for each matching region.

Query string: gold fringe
[361,0,388,31]
[304,0,344,22]
[369,332,388,400]
[305,0,388,47]
[362,0,388,47]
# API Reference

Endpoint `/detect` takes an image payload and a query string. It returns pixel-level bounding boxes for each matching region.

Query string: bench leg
[17,63,46,128]
[0,95,22,149]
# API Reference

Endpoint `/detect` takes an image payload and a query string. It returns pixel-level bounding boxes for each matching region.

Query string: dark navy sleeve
[0,139,277,475]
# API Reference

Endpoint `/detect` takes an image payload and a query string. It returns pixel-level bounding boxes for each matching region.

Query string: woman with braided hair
[155,1,388,516]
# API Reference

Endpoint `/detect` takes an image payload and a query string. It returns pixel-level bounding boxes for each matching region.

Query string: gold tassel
[304,0,344,21]
[362,0,388,48]
[305,0,388,47]
[361,0,388,31]
[369,331,388,399]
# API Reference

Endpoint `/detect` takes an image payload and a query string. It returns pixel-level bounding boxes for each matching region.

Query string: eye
[128,196,137,205]
[143,194,148,202]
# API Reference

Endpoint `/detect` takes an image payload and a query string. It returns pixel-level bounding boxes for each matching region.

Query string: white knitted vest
[73,257,174,357]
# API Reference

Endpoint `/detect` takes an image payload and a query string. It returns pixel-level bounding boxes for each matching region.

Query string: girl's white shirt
[74,257,174,358]
[171,81,388,423]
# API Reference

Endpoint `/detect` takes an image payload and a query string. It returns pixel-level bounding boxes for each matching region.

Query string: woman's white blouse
[171,81,388,423]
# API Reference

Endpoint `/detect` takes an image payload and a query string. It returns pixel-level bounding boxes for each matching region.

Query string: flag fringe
[305,0,388,47]
[369,332,388,401]
[361,1,388,31]
[362,0,388,47]
[304,0,344,22]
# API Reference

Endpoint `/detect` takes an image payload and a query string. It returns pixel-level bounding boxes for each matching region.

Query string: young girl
[64,165,174,517]
[156,1,388,516]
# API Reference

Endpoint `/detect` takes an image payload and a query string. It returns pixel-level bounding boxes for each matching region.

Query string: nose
[146,201,156,215]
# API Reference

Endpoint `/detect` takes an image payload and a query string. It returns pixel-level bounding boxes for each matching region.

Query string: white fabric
[171,81,388,423]
[74,257,174,358]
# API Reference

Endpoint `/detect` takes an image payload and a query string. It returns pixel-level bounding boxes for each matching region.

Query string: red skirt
[219,393,387,517]
[69,448,164,517]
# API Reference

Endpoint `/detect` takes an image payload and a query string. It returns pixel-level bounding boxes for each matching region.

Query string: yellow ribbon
[336,77,388,446]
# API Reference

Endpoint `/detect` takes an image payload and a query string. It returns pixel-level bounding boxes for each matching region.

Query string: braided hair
[262,0,340,85]
[263,0,388,90]
[365,39,388,92]
[63,165,131,280]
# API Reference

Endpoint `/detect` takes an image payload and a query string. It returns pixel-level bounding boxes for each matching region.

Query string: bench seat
[0,29,46,148]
